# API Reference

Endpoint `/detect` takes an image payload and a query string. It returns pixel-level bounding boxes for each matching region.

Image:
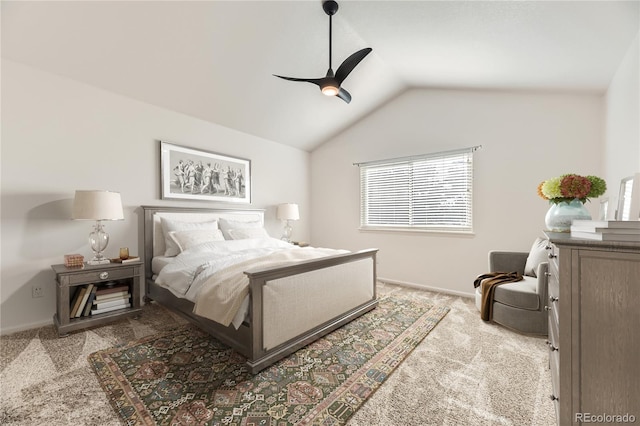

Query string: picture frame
[160,141,251,203]
[599,197,609,221]
[616,173,640,221]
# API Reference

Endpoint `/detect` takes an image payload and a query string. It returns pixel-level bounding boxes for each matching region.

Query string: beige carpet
[0,283,555,425]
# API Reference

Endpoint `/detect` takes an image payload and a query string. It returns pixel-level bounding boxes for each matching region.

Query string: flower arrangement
[537,174,606,204]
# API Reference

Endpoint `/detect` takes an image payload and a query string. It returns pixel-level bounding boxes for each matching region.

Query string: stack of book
[570,220,640,242]
[91,284,131,315]
[109,256,140,264]
[69,284,97,318]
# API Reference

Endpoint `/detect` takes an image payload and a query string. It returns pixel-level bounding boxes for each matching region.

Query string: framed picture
[599,197,609,220]
[160,141,251,203]
[616,173,640,221]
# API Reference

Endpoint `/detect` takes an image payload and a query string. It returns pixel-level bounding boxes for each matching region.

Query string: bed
[142,205,378,373]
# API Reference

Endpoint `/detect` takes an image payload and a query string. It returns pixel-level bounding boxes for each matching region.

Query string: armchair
[474,248,549,335]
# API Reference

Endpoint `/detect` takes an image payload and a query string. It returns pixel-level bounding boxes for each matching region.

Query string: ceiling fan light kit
[321,77,339,97]
[274,0,372,104]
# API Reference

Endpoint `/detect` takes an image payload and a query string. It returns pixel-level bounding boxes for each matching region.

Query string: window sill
[358,226,475,236]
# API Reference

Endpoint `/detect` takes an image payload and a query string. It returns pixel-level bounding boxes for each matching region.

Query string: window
[357,146,478,233]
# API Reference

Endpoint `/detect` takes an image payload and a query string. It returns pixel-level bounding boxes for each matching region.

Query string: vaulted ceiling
[3,1,639,151]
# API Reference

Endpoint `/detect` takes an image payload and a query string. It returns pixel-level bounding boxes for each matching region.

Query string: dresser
[545,234,640,425]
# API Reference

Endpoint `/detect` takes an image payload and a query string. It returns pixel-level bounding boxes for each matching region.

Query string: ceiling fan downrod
[323,0,339,72]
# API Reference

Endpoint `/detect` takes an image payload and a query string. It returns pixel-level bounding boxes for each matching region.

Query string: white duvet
[154,238,347,328]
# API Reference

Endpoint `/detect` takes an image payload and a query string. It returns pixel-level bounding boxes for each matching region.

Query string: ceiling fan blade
[336,87,352,103]
[273,75,324,87]
[334,47,372,84]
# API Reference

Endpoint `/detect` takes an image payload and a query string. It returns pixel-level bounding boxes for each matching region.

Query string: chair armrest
[489,251,528,274]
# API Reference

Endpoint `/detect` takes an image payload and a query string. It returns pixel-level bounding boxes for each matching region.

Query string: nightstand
[51,261,142,337]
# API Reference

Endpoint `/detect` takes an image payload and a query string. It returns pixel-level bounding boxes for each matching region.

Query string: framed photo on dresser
[160,141,251,203]
[616,173,640,221]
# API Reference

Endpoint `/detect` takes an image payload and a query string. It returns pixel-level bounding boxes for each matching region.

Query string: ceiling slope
[2,1,638,151]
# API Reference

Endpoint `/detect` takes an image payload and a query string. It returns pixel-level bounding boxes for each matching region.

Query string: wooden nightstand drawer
[62,267,135,285]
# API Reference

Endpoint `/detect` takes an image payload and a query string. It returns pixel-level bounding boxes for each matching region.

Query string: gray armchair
[474,250,549,335]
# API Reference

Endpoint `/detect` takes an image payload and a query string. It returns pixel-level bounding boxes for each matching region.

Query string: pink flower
[559,174,591,200]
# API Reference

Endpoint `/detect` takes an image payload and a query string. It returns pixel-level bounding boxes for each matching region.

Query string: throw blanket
[473,272,523,321]
[194,248,347,326]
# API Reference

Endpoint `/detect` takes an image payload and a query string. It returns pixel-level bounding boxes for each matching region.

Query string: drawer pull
[549,296,558,303]
[548,253,557,259]
[99,272,109,280]
[550,395,559,401]
[545,306,552,312]
[546,341,559,351]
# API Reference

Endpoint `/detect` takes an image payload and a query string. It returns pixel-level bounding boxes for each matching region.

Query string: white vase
[545,198,591,232]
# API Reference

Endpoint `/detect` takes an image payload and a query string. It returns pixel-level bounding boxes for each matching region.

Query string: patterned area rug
[88,296,449,425]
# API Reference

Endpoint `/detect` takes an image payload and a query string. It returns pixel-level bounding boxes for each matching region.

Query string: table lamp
[276,203,299,243]
[72,190,124,265]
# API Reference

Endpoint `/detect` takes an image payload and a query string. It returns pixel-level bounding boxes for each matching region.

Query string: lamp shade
[72,190,124,220]
[277,203,300,221]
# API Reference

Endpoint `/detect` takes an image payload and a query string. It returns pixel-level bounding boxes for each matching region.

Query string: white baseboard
[378,276,475,299]
[0,318,53,336]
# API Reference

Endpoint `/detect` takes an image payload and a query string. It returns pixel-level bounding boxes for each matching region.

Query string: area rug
[88,296,449,426]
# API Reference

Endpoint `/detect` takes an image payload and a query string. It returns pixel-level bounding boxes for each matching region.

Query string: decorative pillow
[524,237,549,277]
[227,227,270,240]
[161,218,218,256]
[218,218,262,240]
[169,229,225,253]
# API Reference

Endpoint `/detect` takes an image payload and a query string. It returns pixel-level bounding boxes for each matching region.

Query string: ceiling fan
[273,0,372,104]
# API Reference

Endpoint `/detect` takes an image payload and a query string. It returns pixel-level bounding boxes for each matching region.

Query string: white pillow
[169,229,225,253]
[524,237,549,277]
[161,218,218,256]
[227,227,270,240]
[218,218,262,240]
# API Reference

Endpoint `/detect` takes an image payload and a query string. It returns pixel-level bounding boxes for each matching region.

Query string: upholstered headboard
[142,205,265,280]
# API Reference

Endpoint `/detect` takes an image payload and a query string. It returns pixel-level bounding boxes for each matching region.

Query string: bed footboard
[244,248,378,373]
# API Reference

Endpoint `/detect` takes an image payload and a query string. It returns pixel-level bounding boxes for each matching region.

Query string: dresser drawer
[548,312,559,349]
[59,267,136,285]
[548,313,560,424]
[549,343,559,397]
[546,242,559,271]
[547,246,559,319]
[548,250,559,280]
[547,283,559,322]
[548,269,559,299]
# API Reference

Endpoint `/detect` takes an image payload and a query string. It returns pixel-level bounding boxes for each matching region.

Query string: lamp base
[87,259,111,265]
[88,221,111,266]
[281,221,293,243]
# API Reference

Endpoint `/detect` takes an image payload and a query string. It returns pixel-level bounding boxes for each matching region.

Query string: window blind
[357,146,478,233]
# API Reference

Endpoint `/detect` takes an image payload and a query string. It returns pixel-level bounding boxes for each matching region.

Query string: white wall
[0,61,310,334]
[310,88,603,296]
[605,32,640,212]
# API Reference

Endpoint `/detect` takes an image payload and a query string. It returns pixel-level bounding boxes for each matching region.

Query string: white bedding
[154,238,347,328]
[152,256,174,276]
